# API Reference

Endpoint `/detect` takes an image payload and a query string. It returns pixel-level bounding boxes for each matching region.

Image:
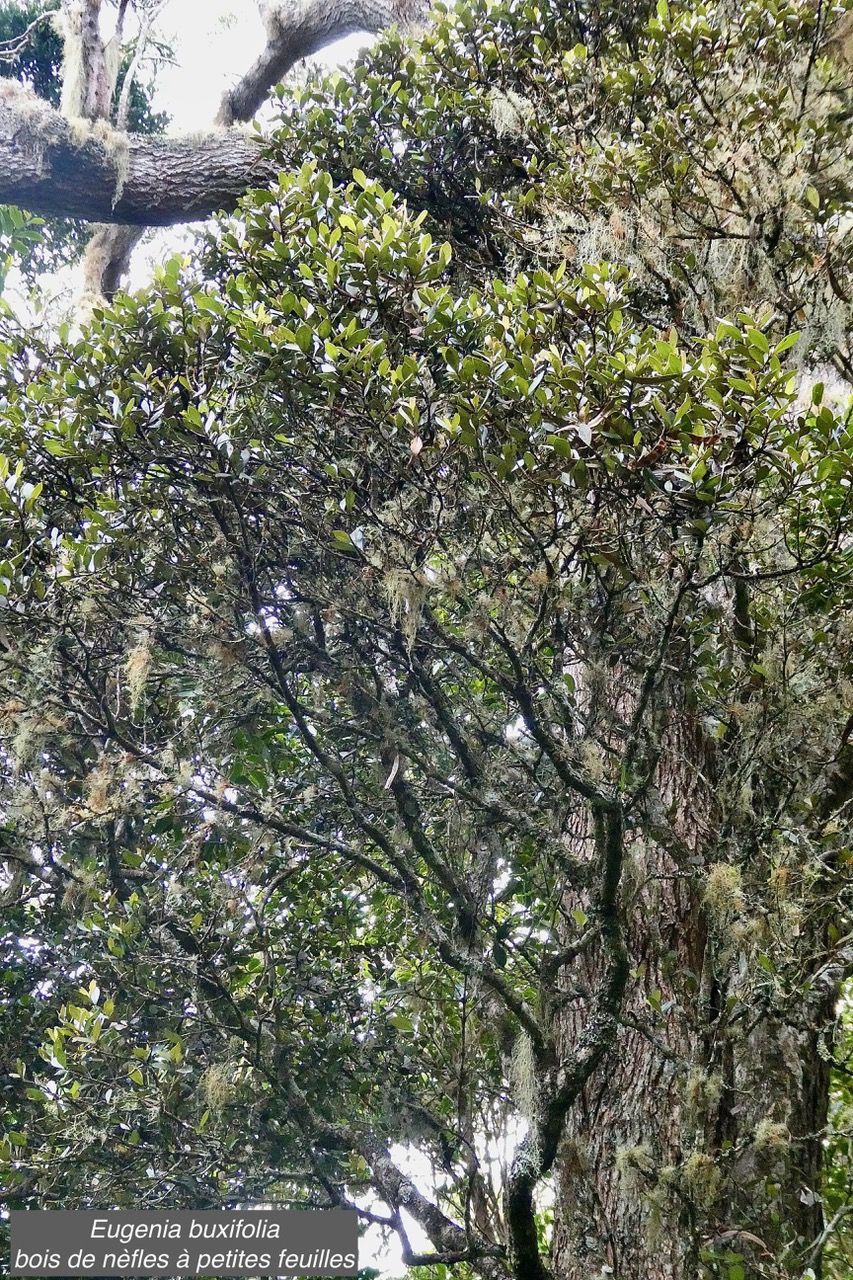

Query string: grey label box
[10,1209,358,1276]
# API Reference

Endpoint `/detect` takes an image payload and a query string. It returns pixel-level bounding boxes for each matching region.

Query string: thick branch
[505,809,629,1280]
[818,714,853,819]
[217,0,422,126]
[0,87,275,224]
[57,0,113,121]
[0,0,427,278]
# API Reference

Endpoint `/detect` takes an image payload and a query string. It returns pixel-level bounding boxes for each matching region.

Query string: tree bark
[552,932,831,1279]
[0,0,427,292]
[550,717,834,1279]
[216,0,422,125]
[0,90,276,224]
[0,0,429,229]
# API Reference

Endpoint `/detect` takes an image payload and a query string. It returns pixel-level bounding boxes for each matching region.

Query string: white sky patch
[155,3,366,131]
[155,0,265,131]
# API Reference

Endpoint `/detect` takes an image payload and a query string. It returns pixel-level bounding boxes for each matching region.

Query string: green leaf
[388,1012,414,1032]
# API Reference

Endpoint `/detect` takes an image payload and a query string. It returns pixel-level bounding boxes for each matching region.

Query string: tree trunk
[552,936,831,1277]
[550,717,833,1279]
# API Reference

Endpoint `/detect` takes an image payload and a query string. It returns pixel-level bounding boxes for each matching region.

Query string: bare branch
[216,0,427,126]
[115,0,165,132]
[0,5,60,61]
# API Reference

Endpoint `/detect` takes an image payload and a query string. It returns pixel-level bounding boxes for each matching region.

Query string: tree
[2,1,853,1279]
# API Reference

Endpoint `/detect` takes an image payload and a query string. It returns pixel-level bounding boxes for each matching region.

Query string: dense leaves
[1,0,853,1277]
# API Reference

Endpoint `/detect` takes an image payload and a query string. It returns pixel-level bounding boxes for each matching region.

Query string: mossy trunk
[549,709,834,1279]
[550,873,832,1280]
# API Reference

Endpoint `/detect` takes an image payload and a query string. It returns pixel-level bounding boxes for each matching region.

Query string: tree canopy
[2,0,853,1278]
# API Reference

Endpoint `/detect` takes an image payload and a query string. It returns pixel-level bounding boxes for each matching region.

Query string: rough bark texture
[550,716,834,1279]
[0,0,427,291]
[552,935,831,1279]
[0,91,275,224]
[56,0,117,120]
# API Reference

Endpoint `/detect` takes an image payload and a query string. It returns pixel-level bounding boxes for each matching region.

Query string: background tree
[2,1,853,1280]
